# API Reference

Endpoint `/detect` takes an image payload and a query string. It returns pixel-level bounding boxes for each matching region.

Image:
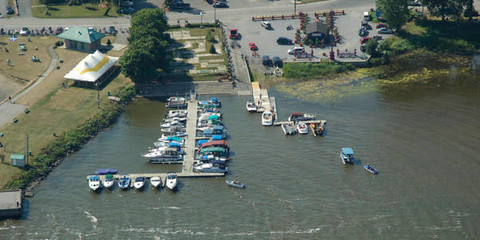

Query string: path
[17,0,32,18]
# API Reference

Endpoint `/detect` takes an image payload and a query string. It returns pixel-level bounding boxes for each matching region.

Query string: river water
[1,83,480,239]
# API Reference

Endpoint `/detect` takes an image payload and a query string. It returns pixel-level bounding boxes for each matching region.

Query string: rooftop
[57,27,105,43]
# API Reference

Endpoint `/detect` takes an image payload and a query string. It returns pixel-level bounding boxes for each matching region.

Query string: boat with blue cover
[95,169,118,175]
[198,97,221,108]
[364,164,379,174]
[118,175,131,190]
[340,147,354,164]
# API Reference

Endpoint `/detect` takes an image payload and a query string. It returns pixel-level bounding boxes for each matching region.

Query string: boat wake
[84,211,98,230]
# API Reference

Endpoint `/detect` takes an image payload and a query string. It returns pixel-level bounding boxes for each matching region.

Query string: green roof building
[57,27,105,52]
[10,154,25,168]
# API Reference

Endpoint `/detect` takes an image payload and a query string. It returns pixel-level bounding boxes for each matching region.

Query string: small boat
[262,110,274,126]
[245,101,257,112]
[198,97,221,108]
[364,164,379,174]
[340,147,354,165]
[310,120,326,136]
[296,122,309,134]
[281,123,297,135]
[161,126,186,133]
[118,175,131,190]
[193,162,228,173]
[160,121,185,128]
[95,169,118,175]
[143,147,183,164]
[161,132,188,138]
[164,117,187,123]
[166,110,187,118]
[103,174,115,189]
[165,172,178,191]
[88,176,101,191]
[166,97,187,108]
[150,176,162,188]
[133,177,146,190]
[225,180,245,188]
[288,112,316,121]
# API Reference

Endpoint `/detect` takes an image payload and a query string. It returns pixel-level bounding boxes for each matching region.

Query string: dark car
[361,21,372,30]
[358,28,368,37]
[213,2,228,8]
[6,6,14,15]
[262,55,272,67]
[109,26,117,35]
[277,37,293,45]
[273,56,282,68]
[118,7,135,15]
[54,27,63,35]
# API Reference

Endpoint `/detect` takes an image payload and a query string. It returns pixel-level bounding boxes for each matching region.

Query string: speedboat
[166,97,187,108]
[142,147,183,163]
[364,164,379,174]
[225,180,245,188]
[160,121,185,128]
[198,97,221,108]
[310,120,326,136]
[150,176,162,188]
[245,101,257,112]
[118,175,131,190]
[103,174,115,189]
[161,132,188,138]
[88,175,101,191]
[262,110,274,126]
[281,123,297,135]
[161,126,186,133]
[288,112,316,121]
[133,177,146,190]
[297,122,309,134]
[166,110,187,118]
[165,172,178,191]
[340,147,354,164]
[95,169,118,175]
[193,162,228,173]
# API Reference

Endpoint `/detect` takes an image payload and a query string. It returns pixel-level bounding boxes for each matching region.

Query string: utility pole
[200,11,203,25]
[294,0,296,16]
[26,134,29,166]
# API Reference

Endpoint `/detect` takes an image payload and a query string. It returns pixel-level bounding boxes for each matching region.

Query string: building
[57,27,105,52]
[64,50,119,88]
[10,154,25,168]
[305,22,329,42]
[0,190,22,219]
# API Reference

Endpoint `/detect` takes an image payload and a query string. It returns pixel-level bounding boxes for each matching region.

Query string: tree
[128,8,168,43]
[376,0,409,30]
[365,39,379,56]
[420,0,465,21]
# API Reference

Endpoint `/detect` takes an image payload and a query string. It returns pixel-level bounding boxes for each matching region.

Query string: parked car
[378,28,393,34]
[273,56,282,68]
[118,7,135,15]
[120,0,134,6]
[358,28,368,37]
[360,37,372,44]
[213,2,228,8]
[276,37,293,45]
[19,27,29,36]
[261,21,272,29]
[373,35,383,41]
[288,46,305,55]
[248,42,258,51]
[54,27,63,35]
[360,43,366,52]
[376,23,387,29]
[262,55,272,67]
[6,6,14,15]
[109,26,117,35]
[361,21,372,30]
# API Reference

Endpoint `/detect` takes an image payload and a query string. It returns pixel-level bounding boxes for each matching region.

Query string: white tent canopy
[64,50,119,83]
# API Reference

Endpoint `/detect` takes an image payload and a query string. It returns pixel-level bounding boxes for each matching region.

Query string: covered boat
[95,169,118,175]
[262,110,274,126]
[118,175,131,190]
[197,147,229,161]
[198,97,221,108]
[340,147,355,164]
[364,164,379,174]
[199,140,229,152]
[225,180,246,188]
[88,176,101,191]
[288,112,316,121]
[245,101,257,112]
[143,147,183,164]
[103,174,115,189]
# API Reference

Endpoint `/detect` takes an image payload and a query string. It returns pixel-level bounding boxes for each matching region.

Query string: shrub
[209,44,216,54]
[55,41,64,46]
[206,31,215,43]
[283,62,355,79]
[107,39,112,46]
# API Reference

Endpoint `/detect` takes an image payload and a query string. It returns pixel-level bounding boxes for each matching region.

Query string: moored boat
[103,174,115,189]
[281,123,297,135]
[262,110,274,126]
[310,120,326,136]
[364,164,379,174]
[245,101,257,112]
[133,177,146,190]
[150,176,162,189]
[95,169,118,175]
[118,175,131,190]
[296,122,309,134]
[340,147,355,164]
[165,172,178,191]
[166,97,187,108]
[288,112,316,121]
[193,162,228,173]
[88,175,101,191]
[142,147,183,164]
[225,180,245,188]
[166,110,187,118]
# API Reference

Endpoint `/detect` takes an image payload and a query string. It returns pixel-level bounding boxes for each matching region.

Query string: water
[1,85,480,239]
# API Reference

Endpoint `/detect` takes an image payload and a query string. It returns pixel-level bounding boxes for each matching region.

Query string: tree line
[119,8,170,82]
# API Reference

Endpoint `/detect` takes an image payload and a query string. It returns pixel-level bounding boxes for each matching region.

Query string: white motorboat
[103,174,115,189]
[245,101,257,112]
[262,110,274,126]
[166,110,188,118]
[165,172,178,191]
[297,122,309,134]
[88,175,101,191]
[142,148,183,163]
[163,117,186,123]
[161,126,186,133]
[193,163,228,173]
[160,121,185,128]
[198,112,222,122]
[281,123,297,135]
[150,176,162,188]
[133,177,146,190]
[288,112,316,121]
[161,132,188,138]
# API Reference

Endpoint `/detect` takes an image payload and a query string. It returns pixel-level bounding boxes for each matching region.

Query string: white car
[261,21,272,29]
[378,28,393,34]
[288,46,305,55]
[20,27,29,36]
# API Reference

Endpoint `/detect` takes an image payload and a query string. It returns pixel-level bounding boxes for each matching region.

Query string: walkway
[182,95,198,173]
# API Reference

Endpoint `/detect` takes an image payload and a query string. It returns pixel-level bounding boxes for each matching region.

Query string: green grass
[283,62,355,79]
[32,1,119,18]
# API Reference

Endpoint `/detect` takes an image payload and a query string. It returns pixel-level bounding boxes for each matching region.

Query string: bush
[209,44,216,54]
[369,57,384,66]
[107,39,112,46]
[55,41,64,46]
[365,40,379,57]
[283,62,355,79]
[206,31,215,43]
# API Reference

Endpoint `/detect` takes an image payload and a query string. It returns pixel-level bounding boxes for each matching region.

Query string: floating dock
[0,190,22,219]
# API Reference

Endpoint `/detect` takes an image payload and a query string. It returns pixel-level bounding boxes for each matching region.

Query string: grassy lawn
[0,36,54,86]
[32,0,119,18]
[0,46,132,188]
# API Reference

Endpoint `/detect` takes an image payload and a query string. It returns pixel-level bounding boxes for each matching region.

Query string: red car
[249,42,258,51]
[360,37,372,44]
[376,23,387,29]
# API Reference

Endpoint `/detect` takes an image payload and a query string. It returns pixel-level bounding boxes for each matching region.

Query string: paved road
[0,0,5,17]
[17,0,32,17]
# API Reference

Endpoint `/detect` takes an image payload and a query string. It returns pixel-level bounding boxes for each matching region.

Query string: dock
[251,82,279,123]
[0,190,22,219]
